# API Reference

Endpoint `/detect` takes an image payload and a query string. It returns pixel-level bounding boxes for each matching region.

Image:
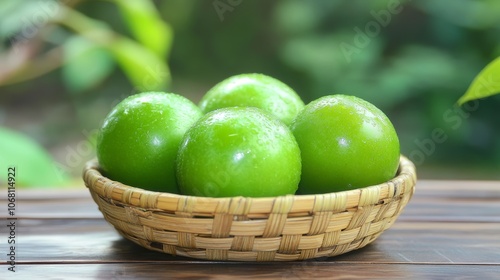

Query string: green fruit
[96,92,202,193]
[199,73,305,125]
[290,95,400,194]
[176,107,301,198]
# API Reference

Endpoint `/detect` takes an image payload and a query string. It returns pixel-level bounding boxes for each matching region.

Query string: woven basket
[83,155,416,261]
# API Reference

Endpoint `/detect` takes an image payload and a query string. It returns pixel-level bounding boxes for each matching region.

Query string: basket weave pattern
[83,156,416,261]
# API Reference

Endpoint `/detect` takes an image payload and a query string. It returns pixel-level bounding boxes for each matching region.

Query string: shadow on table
[102,237,409,279]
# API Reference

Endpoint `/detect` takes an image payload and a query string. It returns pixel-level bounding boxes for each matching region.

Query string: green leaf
[458,57,500,105]
[62,36,114,93]
[0,127,69,187]
[108,38,171,91]
[114,0,173,58]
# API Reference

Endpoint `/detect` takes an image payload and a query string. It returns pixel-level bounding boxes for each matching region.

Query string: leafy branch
[0,0,173,93]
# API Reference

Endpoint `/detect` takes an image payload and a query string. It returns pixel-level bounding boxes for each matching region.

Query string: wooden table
[1,180,499,279]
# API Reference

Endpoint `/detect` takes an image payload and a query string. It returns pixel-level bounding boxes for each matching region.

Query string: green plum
[199,73,305,125]
[290,95,400,194]
[96,92,202,193]
[176,107,301,198]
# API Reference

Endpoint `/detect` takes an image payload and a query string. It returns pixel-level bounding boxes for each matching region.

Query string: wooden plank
[7,197,103,219]
[1,180,499,278]
[2,180,499,223]
[4,263,500,279]
[9,218,500,265]
[1,180,498,202]
[402,180,500,222]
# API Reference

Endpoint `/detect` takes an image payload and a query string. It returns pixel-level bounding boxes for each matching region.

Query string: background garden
[1,0,499,187]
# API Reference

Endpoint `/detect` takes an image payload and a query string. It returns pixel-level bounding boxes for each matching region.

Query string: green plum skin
[176,107,302,198]
[199,73,305,125]
[96,92,203,193]
[290,95,400,194]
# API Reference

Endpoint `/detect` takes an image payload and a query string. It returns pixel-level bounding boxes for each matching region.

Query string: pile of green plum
[96,74,400,197]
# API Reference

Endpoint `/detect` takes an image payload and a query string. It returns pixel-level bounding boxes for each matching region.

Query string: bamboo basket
[83,155,416,262]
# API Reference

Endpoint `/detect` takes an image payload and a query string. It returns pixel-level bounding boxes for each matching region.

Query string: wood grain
[10,263,500,279]
[0,180,499,279]
[7,219,499,264]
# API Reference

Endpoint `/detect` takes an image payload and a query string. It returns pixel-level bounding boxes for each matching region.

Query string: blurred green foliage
[0,127,68,186]
[170,0,500,177]
[1,0,499,187]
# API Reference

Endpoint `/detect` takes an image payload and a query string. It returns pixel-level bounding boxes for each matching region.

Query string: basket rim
[83,155,416,213]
